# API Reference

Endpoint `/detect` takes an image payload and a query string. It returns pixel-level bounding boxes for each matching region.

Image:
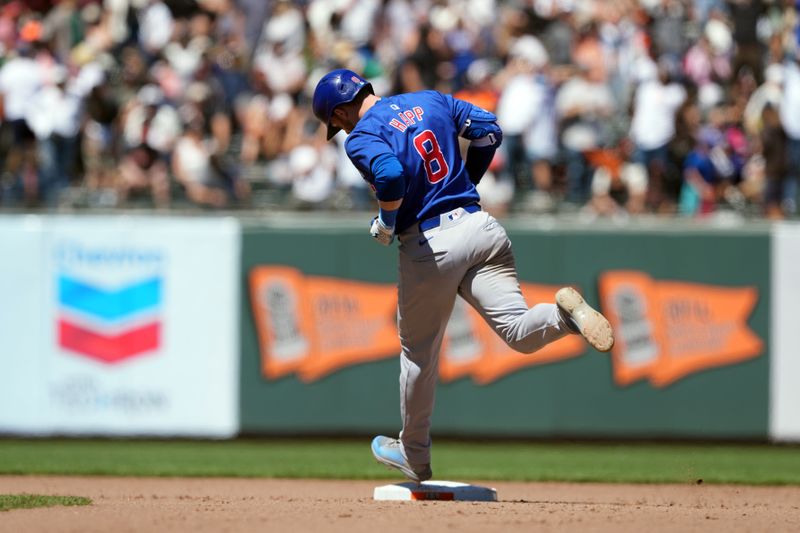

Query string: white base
[373,480,497,501]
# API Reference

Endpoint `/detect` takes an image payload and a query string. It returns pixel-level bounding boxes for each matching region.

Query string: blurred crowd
[0,0,799,219]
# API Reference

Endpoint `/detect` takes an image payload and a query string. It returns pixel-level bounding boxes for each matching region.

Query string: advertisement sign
[0,216,49,433]
[0,216,240,437]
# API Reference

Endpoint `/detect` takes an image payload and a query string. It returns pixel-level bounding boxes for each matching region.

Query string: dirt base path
[1,476,799,533]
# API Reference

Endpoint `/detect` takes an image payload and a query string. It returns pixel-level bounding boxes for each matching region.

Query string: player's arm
[368,153,406,245]
[345,131,405,244]
[460,108,503,186]
[448,96,503,185]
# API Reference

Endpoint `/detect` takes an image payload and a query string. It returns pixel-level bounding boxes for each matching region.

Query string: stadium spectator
[331,130,373,211]
[727,0,766,84]
[453,58,499,115]
[252,0,306,96]
[743,63,784,136]
[584,138,648,218]
[669,96,703,207]
[678,130,720,216]
[0,0,796,221]
[456,59,513,216]
[495,36,553,199]
[25,65,83,206]
[684,18,734,89]
[81,74,120,205]
[650,0,691,61]
[117,84,179,208]
[629,58,687,212]
[172,111,249,209]
[540,6,576,69]
[0,43,43,205]
[555,57,616,207]
[138,0,174,60]
[759,103,787,219]
[779,52,800,216]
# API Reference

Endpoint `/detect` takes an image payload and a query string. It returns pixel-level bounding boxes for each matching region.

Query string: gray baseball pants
[395,206,573,466]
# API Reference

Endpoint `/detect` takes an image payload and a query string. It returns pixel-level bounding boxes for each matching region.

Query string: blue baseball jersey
[345,91,481,233]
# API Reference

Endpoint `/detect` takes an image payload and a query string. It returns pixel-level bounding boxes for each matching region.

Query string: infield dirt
[1,476,798,532]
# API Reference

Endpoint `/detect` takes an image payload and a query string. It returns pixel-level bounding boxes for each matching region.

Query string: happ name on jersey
[388,103,424,132]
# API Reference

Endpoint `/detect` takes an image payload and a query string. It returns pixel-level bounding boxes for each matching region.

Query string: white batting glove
[369,216,395,246]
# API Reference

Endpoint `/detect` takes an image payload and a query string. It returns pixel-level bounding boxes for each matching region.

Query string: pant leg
[396,223,467,465]
[36,137,59,205]
[565,148,588,204]
[456,212,573,352]
[395,209,573,464]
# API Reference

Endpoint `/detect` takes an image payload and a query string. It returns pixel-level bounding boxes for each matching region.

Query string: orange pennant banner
[598,271,763,388]
[250,266,399,382]
[250,266,315,380]
[250,266,589,383]
[297,276,400,382]
[440,284,586,384]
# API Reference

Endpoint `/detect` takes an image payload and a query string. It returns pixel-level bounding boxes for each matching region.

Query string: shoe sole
[373,457,432,483]
[556,287,614,352]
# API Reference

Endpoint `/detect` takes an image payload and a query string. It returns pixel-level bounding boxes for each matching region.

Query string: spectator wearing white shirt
[172,107,250,209]
[629,58,686,211]
[0,46,44,204]
[495,36,555,201]
[332,129,372,211]
[743,63,784,136]
[25,66,84,206]
[286,141,337,210]
[138,0,174,59]
[117,85,180,207]
[555,61,616,206]
[172,115,227,208]
[252,0,307,96]
[0,47,43,134]
[163,19,209,85]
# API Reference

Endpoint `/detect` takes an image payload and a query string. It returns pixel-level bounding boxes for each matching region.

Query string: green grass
[0,494,91,512]
[1,439,799,485]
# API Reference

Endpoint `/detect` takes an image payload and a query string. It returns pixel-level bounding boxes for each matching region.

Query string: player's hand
[369,216,395,246]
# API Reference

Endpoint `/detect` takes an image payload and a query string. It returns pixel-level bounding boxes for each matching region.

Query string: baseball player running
[312,69,614,483]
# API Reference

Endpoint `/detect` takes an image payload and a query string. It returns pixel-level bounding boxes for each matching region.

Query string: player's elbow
[470,124,503,149]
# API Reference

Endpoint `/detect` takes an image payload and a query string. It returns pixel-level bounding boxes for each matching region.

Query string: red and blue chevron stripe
[57,274,162,363]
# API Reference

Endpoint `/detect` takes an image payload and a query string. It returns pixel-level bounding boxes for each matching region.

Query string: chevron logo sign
[57,274,163,364]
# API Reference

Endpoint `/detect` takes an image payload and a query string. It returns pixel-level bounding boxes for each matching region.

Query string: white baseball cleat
[555,287,615,352]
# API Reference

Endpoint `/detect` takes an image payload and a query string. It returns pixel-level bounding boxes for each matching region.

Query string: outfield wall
[0,214,798,441]
[240,219,772,440]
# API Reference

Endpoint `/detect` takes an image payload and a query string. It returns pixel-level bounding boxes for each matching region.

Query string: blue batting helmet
[312,69,373,140]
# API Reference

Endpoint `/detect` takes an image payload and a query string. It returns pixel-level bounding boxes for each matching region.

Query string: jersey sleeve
[443,93,474,132]
[442,93,498,134]
[344,129,394,183]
